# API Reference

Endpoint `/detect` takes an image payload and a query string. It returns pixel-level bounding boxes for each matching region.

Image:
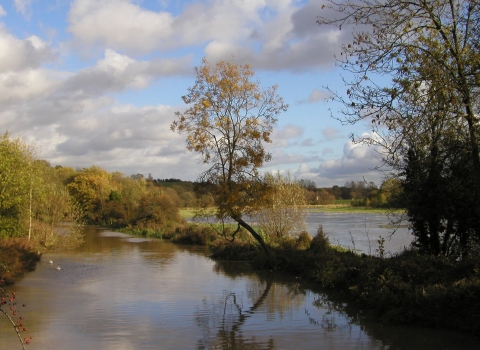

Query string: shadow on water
[195,278,275,349]
[195,261,480,350]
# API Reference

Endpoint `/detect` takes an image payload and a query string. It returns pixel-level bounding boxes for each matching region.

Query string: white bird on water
[56,265,61,270]
[48,259,53,264]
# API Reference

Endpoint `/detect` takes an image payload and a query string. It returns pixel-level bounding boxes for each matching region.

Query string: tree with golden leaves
[171,58,288,266]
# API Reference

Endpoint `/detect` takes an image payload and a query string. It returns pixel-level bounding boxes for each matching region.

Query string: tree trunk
[231,215,275,269]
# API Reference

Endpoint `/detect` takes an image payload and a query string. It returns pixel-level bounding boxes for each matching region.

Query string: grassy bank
[180,206,405,217]
[306,204,405,214]
[0,239,41,286]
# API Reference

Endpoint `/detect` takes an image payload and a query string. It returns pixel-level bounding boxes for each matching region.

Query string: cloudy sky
[0,0,385,187]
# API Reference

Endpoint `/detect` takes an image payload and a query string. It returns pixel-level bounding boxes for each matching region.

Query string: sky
[0,0,386,187]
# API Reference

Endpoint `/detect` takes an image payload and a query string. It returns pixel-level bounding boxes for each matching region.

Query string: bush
[0,239,41,285]
[295,231,312,250]
[210,240,259,261]
[171,224,217,245]
[310,225,329,253]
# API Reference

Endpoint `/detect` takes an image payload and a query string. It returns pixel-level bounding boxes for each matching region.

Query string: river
[305,211,412,255]
[1,226,478,349]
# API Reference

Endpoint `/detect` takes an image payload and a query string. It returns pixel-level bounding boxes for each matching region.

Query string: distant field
[180,206,405,218]
[179,208,216,219]
[307,205,405,214]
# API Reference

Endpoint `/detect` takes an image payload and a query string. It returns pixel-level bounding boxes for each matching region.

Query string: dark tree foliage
[403,144,479,259]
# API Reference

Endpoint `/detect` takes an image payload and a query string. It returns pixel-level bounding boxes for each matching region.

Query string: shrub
[295,231,312,250]
[171,224,217,245]
[0,239,41,285]
[310,225,329,253]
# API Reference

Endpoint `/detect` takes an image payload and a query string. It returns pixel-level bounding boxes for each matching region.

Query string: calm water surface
[1,226,478,350]
[305,212,412,255]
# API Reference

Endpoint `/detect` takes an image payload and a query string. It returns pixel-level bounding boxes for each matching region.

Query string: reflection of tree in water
[203,261,353,349]
[311,294,480,350]
[204,261,480,349]
[195,279,274,349]
[310,295,357,335]
[196,264,307,350]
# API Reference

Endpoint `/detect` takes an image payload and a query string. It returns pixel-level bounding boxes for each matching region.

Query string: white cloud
[270,124,303,147]
[0,0,375,185]
[67,0,351,72]
[68,0,262,55]
[68,0,174,54]
[312,140,382,181]
[0,5,6,16]
[0,26,56,72]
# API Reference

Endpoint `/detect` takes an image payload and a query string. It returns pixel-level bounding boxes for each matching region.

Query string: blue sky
[0,0,385,187]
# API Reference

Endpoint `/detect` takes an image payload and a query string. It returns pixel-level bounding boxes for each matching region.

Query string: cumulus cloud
[204,0,353,71]
[312,140,382,181]
[0,49,192,134]
[0,5,6,16]
[288,144,383,187]
[68,0,263,55]
[62,49,191,95]
[0,0,375,184]
[0,26,56,72]
[68,0,352,71]
[68,0,174,54]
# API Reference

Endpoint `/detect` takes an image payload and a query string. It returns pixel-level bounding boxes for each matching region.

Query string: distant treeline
[0,132,400,242]
[300,179,402,208]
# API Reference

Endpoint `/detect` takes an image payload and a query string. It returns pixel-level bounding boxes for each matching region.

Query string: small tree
[171,58,288,266]
[254,172,308,242]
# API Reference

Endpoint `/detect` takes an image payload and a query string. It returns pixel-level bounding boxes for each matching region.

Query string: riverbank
[0,239,41,286]
[113,218,480,337]
[179,206,405,218]
[208,229,480,337]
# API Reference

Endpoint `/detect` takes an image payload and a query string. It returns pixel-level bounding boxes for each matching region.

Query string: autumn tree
[0,134,82,247]
[67,166,113,223]
[0,133,35,237]
[254,172,308,242]
[318,0,480,256]
[171,58,288,265]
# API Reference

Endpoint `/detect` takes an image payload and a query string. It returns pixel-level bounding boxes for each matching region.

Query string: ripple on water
[2,227,479,350]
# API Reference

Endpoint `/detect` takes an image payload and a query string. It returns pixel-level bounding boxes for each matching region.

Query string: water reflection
[1,227,478,350]
[195,280,275,349]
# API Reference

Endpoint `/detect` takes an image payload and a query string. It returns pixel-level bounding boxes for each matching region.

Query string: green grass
[179,208,216,219]
[307,206,405,214]
[181,206,405,217]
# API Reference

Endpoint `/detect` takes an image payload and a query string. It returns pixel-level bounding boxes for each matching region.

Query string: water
[1,226,478,350]
[305,211,412,255]
[193,211,413,255]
